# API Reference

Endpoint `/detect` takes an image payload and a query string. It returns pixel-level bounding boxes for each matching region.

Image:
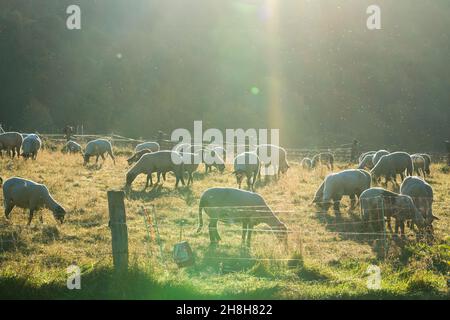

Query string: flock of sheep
[0,130,440,248]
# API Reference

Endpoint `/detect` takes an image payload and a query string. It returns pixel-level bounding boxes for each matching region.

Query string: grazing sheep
[372,150,390,166]
[400,176,438,234]
[311,152,334,170]
[135,141,160,153]
[370,152,413,185]
[197,187,287,247]
[256,144,290,179]
[357,153,374,170]
[83,139,115,165]
[233,152,260,191]
[125,151,185,190]
[412,153,431,175]
[21,134,42,160]
[62,140,82,154]
[207,145,227,162]
[359,151,377,163]
[301,157,312,170]
[0,132,23,158]
[312,169,371,216]
[2,177,66,225]
[360,187,425,238]
[203,148,226,173]
[411,154,426,177]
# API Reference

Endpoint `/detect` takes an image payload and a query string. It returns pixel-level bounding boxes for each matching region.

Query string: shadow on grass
[0,265,446,299]
[313,209,390,259]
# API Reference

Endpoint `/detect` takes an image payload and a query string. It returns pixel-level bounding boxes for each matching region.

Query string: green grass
[0,148,449,299]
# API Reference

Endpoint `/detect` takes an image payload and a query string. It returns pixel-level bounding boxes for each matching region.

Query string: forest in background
[0,0,449,150]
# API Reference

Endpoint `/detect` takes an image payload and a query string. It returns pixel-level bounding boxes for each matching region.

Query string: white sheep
[372,149,390,166]
[203,148,226,173]
[411,154,426,177]
[357,153,374,170]
[400,176,438,233]
[233,152,260,191]
[412,153,431,176]
[359,151,376,163]
[0,132,23,158]
[2,177,66,225]
[197,187,287,247]
[21,134,42,160]
[125,151,185,190]
[311,152,334,170]
[312,169,371,216]
[62,140,82,154]
[135,141,160,153]
[301,157,312,170]
[370,151,413,185]
[256,144,290,179]
[83,139,115,165]
[360,187,425,238]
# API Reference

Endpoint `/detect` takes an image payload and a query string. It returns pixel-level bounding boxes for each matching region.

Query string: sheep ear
[431,215,440,221]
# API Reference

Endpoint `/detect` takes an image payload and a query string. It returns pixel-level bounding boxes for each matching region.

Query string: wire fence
[0,189,446,291]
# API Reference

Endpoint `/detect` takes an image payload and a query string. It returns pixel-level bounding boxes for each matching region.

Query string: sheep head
[52,205,66,224]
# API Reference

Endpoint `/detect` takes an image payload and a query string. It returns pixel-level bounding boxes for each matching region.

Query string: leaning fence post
[107,190,128,273]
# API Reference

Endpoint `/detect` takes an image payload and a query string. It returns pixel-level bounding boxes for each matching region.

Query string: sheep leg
[100,153,106,162]
[157,172,162,184]
[242,222,248,245]
[4,203,14,219]
[349,194,357,210]
[27,209,35,225]
[333,197,341,216]
[400,220,406,239]
[400,172,404,182]
[209,219,220,243]
[107,150,116,165]
[162,172,167,181]
[252,171,258,190]
[246,225,253,248]
[188,172,193,185]
[95,155,100,164]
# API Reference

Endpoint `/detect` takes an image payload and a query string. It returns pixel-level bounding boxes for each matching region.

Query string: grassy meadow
[0,146,449,299]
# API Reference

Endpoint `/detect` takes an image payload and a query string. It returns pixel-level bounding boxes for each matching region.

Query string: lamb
[400,176,438,234]
[412,153,431,175]
[0,132,23,158]
[233,152,260,191]
[301,157,312,170]
[135,141,160,153]
[357,153,374,170]
[21,134,42,160]
[312,169,371,216]
[83,139,115,165]
[370,152,413,185]
[411,154,426,177]
[311,152,334,170]
[2,177,66,225]
[256,144,290,179]
[359,187,425,238]
[359,151,376,163]
[125,151,185,190]
[197,187,287,247]
[372,150,390,166]
[61,140,82,154]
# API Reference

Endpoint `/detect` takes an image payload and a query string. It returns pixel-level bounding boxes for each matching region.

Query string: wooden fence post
[107,190,128,273]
